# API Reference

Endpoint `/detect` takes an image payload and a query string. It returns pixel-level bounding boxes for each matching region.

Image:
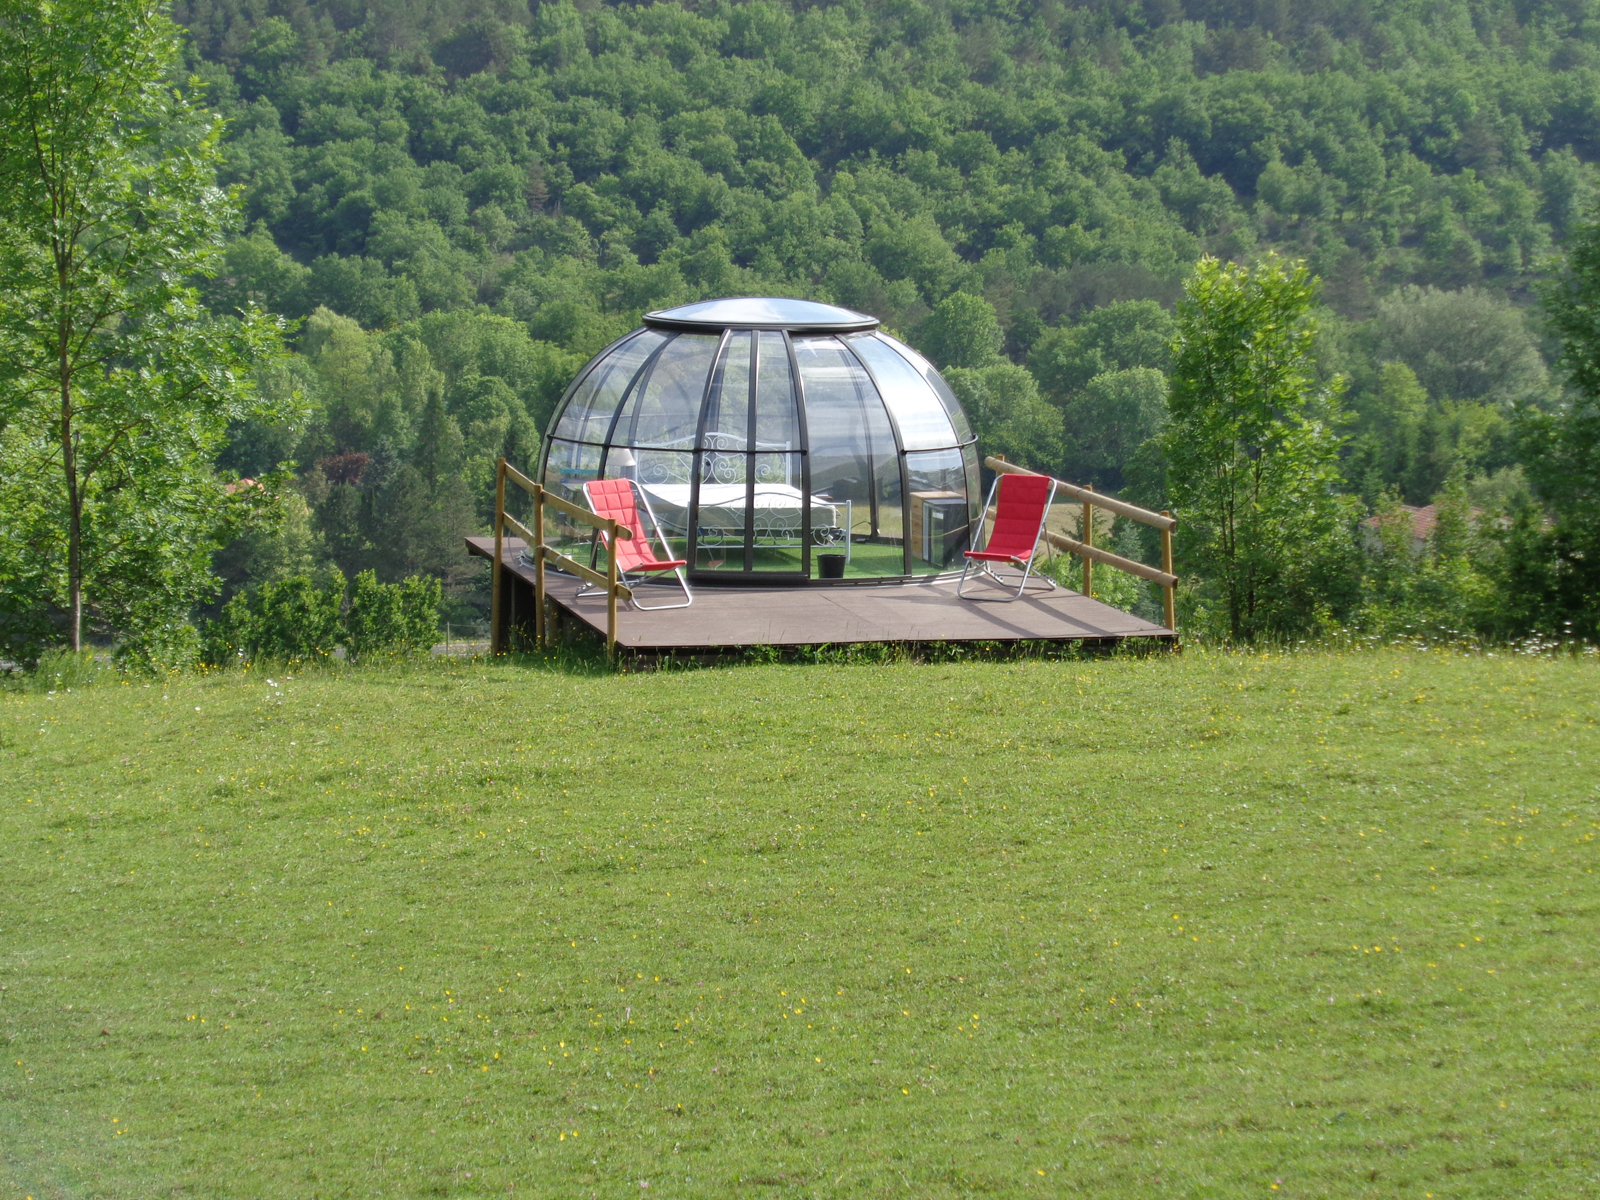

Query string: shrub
[344,570,441,659]
[114,620,202,676]
[205,571,346,665]
[1356,478,1498,640]
[20,648,111,692]
[201,569,441,665]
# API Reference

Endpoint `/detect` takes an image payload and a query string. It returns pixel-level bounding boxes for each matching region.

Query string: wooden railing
[490,457,634,660]
[985,456,1177,632]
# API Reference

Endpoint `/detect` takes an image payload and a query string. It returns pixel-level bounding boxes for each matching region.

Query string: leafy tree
[302,307,396,451]
[1061,368,1170,491]
[916,293,1004,369]
[1358,474,1496,639]
[1028,301,1176,403]
[413,390,465,488]
[1347,361,1428,503]
[0,0,285,656]
[202,223,310,319]
[1371,287,1549,410]
[1164,255,1360,641]
[212,489,326,604]
[942,362,1064,474]
[1522,204,1600,638]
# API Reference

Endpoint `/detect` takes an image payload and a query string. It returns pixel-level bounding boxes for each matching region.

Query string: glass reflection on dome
[552,330,666,444]
[876,332,973,442]
[646,297,875,330]
[845,333,957,451]
[611,333,718,450]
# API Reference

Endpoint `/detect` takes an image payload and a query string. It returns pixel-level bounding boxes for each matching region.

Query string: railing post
[491,456,506,655]
[605,518,619,663]
[1081,483,1094,599]
[532,482,546,651]
[1161,510,1175,633]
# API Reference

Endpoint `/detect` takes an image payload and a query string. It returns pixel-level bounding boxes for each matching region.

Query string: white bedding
[641,483,839,539]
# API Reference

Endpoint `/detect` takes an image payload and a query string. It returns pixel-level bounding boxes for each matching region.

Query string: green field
[2,647,1597,1198]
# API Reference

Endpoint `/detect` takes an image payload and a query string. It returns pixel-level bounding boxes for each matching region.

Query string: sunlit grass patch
[1,647,1596,1197]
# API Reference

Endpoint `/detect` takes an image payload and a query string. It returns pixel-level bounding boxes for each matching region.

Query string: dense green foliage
[182,0,1600,340]
[5,647,1598,1195]
[163,0,1600,641]
[1519,206,1600,638]
[8,0,1600,651]
[203,566,442,662]
[1166,255,1360,638]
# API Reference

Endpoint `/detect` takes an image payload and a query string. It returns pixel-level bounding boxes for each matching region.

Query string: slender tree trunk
[53,178,82,652]
[57,258,81,651]
[61,362,81,653]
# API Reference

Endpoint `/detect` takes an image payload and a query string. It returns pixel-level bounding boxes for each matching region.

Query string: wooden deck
[466,536,1175,652]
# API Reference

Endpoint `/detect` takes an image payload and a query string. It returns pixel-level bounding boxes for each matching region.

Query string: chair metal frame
[578,478,693,610]
[956,472,1059,601]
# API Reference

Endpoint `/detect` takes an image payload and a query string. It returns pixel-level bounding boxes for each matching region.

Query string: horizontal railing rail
[984,456,1177,633]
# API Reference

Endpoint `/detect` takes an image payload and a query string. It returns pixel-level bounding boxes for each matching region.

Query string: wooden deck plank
[466,536,1173,650]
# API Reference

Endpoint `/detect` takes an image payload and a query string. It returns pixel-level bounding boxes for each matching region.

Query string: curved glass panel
[614,333,719,450]
[540,438,605,563]
[961,442,982,522]
[847,333,959,450]
[542,437,603,498]
[698,331,750,486]
[551,331,665,444]
[753,331,798,450]
[906,448,971,572]
[794,335,903,577]
[875,332,973,443]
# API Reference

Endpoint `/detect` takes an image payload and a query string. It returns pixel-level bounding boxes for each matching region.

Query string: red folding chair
[579,478,693,610]
[957,472,1058,601]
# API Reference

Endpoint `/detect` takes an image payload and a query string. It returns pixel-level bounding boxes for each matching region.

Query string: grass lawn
[1,646,1597,1198]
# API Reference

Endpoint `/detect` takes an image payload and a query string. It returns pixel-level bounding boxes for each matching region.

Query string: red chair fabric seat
[957,471,1057,601]
[581,478,693,609]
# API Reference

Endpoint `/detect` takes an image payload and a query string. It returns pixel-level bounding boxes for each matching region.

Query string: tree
[1524,204,1600,638]
[1164,255,1360,641]
[942,362,1064,474]
[0,0,284,655]
[916,293,1003,369]
[1027,300,1175,403]
[1061,367,1169,490]
[1371,286,1549,409]
[1346,361,1427,503]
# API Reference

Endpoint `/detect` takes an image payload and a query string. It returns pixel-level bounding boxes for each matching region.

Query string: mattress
[641,483,840,541]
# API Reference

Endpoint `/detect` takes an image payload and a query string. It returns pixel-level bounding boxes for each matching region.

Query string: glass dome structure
[538,298,980,583]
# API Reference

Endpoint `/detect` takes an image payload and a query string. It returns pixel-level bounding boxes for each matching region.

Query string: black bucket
[818,554,847,579]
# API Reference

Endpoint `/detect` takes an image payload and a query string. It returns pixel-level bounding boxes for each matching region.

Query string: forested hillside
[3,0,1591,652]
[177,0,1598,621]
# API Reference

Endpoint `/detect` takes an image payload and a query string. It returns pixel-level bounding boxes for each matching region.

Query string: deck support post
[532,482,546,650]
[605,519,620,662]
[491,457,506,655]
[1081,484,1094,599]
[1161,510,1175,633]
